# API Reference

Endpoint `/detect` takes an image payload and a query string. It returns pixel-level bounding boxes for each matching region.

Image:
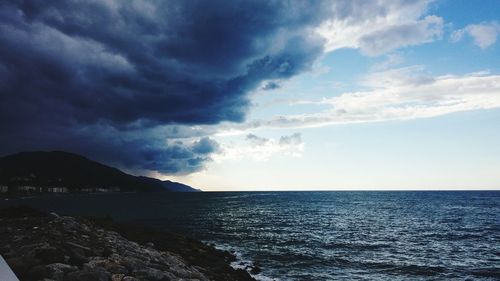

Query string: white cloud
[225,68,500,130]
[317,0,443,56]
[451,22,500,49]
[371,53,405,71]
[324,69,500,121]
[216,133,304,161]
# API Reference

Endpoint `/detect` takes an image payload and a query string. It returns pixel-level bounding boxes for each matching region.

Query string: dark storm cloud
[0,0,330,174]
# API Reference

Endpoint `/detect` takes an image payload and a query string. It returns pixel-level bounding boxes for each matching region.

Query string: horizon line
[200,188,500,192]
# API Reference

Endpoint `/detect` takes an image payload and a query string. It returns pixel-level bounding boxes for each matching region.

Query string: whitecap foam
[206,241,280,281]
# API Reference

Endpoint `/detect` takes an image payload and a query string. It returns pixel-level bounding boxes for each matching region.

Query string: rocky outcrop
[0,206,255,281]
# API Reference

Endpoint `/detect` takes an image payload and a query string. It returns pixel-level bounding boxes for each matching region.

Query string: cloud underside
[0,0,450,174]
[217,133,304,161]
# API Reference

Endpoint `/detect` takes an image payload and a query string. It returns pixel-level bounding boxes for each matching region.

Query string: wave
[323,242,390,251]
[209,242,280,281]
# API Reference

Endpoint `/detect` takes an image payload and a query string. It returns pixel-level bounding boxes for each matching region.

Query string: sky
[0,0,499,190]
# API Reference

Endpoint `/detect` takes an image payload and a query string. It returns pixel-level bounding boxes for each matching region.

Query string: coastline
[0,206,256,281]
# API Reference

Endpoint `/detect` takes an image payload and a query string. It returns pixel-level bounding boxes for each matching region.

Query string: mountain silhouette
[0,151,200,193]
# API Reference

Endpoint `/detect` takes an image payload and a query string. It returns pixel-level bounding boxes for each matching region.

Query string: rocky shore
[0,206,256,281]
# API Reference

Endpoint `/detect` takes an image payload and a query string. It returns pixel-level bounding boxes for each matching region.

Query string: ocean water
[2,191,499,280]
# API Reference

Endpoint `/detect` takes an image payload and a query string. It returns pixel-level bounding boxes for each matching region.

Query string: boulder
[122,277,139,281]
[65,268,110,281]
[111,273,125,281]
[35,247,66,264]
[68,247,89,266]
[134,268,176,281]
[46,263,78,280]
[27,265,49,279]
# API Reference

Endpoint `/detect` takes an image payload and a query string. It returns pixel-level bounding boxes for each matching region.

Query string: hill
[0,151,200,193]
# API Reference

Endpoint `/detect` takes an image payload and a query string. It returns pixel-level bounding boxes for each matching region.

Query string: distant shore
[0,206,256,281]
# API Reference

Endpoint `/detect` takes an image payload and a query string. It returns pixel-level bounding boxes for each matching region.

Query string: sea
[1,191,499,280]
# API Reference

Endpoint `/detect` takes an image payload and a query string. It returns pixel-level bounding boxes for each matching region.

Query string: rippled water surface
[2,191,499,280]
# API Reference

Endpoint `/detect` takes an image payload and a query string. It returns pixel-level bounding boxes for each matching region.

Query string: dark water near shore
[2,191,500,280]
